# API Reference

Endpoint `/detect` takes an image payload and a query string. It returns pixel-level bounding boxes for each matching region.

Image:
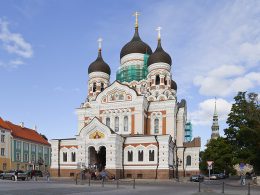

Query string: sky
[0,0,259,149]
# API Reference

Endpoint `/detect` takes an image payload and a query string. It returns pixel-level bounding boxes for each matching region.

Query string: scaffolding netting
[116,54,149,83]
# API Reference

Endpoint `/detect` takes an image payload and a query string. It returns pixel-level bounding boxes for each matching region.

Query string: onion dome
[171,80,177,91]
[88,39,111,75]
[120,27,152,59]
[147,38,172,66]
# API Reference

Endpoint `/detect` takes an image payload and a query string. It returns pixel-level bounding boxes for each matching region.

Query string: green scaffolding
[116,54,149,83]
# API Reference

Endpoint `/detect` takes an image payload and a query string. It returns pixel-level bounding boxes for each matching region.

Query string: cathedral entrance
[88,146,106,171]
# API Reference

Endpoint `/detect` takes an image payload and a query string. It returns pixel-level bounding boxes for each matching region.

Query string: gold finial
[133,11,140,28]
[156,27,162,40]
[97,37,102,51]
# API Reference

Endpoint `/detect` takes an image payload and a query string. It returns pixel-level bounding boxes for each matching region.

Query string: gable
[78,117,114,140]
[96,81,138,104]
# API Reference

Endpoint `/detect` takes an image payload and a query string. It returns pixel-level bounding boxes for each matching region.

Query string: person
[14,170,18,182]
[46,171,50,182]
[100,170,107,181]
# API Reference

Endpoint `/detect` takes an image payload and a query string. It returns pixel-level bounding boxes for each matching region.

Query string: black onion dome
[147,39,172,66]
[171,80,177,90]
[120,27,152,59]
[88,50,111,75]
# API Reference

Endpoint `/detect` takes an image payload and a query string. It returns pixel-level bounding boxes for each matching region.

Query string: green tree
[224,92,260,173]
[200,138,235,175]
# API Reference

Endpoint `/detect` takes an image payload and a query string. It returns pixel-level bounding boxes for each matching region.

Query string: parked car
[190,174,204,182]
[210,174,220,180]
[0,171,4,179]
[2,170,27,181]
[217,173,226,179]
[26,170,43,178]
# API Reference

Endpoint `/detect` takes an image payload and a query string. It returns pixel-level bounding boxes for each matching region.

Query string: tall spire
[211,98,220,140]
[133,11,140,28]
[214,97,218,116]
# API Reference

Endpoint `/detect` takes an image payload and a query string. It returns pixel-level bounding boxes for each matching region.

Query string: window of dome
[93,83,97,92]
[156,75,160,85]
[101,83,104,91]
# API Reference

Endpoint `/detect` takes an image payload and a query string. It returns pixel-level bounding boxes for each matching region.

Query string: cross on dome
[156,27,162,40]
[97,38,103,51]
[133,11,140,28]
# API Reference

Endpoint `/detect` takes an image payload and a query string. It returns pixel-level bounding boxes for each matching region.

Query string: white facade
[50,21,201,179]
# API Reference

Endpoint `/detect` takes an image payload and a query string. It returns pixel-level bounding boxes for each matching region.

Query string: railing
[198,180,260,195]
[75,174,136,189]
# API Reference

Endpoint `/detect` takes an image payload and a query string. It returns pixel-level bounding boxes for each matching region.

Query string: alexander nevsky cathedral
[50,13,201,179]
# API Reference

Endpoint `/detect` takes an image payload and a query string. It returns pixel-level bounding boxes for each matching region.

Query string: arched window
[101,83,104,91]
[106,117,110,127]
[63,152,67,162]
[124,116,128,132]
[138,150,143,161]
[128,151,133,162]
[154,118,159,133]
[115,117,119,132]
[93,83,96,92]
[71,152,76,162]
[186,155,191,166]
[149,150,154,161]
[155,75,160,85]
[164,77,167,85]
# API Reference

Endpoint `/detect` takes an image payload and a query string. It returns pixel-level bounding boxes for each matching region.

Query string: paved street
[0,178,259,195]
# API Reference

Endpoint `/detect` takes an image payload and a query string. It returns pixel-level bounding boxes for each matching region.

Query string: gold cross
[156,27,162,40]
[133,11,140,28]
[97,38,103,50]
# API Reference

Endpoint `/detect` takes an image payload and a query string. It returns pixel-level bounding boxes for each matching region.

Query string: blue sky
[0,0,259,149]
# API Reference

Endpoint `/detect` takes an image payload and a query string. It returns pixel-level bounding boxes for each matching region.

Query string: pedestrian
[46,171,50,182]
[14,170,18,182]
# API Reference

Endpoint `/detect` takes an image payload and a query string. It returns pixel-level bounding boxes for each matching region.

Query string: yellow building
[0,117,12,171]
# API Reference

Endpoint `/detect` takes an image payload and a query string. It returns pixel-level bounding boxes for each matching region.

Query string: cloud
[0,19,33,58]
[0,59,25,69]
[190,98,232,126]
[194,64,260,97]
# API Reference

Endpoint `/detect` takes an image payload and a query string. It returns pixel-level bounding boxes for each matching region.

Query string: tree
[200,138,235,174]
[224,92,260,173]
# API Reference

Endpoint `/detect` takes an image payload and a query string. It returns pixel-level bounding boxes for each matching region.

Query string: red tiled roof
[0,117,11,130]
[4,121,50,146]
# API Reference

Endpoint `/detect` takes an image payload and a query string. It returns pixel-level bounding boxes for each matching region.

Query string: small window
[154,118,159,133]
[24,153,28,162]
[31,154,35,162]
[1,135,5,143]
[93,83,96,92]
[3,163,6,170]
[128,151,133,162]
[124,116,128,132]
[16,152,20,161]
[155,75,160,85]
[71,152,76,162]
[115,117,119,132]
[1,148,5,156]
[138,150,143,161]
[101,83,104,91]
[16,141,21,150]
[186,155,191,166]
[106,117,110,127]
[149,150,155,161]
[164,77,167,85]
[63,152,67,162]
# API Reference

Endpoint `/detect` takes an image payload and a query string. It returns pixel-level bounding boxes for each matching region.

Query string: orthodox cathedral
[50,13,201,179]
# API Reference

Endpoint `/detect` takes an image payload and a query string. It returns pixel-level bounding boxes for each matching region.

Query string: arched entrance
[88,146,106,171]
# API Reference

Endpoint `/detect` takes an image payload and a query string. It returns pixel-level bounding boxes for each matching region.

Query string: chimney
[20,122,24,128]
[34,125,37,132]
